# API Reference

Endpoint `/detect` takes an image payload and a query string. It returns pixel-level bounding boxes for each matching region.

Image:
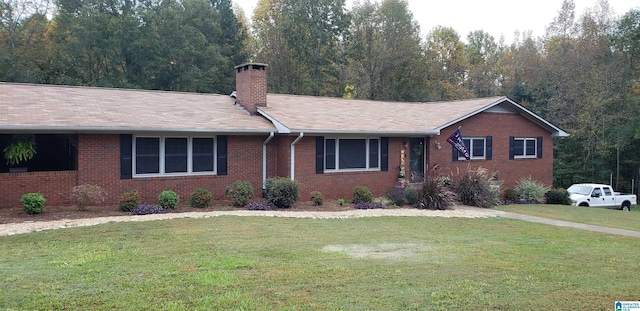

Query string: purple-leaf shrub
[131,203,167,215]
[353,202,385,209]
[69,184,107,210]
[246,201,276,211]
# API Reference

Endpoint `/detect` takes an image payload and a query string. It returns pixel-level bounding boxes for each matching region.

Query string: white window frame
[458,137,486,160]
[325,137,380,172]
[133,135,216,177]
[513,137,537,159]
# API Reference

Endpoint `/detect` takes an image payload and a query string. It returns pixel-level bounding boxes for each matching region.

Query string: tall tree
[0,0,55,82]
[464,30,501,97]
[345,0,425,101]
[253,0,348,96]
[424,26,472,100]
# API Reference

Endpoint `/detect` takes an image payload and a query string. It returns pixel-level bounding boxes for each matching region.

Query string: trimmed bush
[20,193,45,214]
[158,190,179,209]
[119,190,139,212]
[310,191,323,206]
[503,188,519,202]
[354,202,385,209]
[352,185,373,204]
[515,177,549,203]
[190,188,213,208]
[545,188,571,205]
[246,201,277,211]
[416,177,454,210]
[69,184,107,210]
[386,187,405,206]
[225,181,254,207]
[404,186,419,205]
[132,203,167,215]
[454,167,500,208]
[264,177,299,208]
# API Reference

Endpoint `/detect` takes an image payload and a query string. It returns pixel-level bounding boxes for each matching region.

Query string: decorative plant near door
[3,135,37,166]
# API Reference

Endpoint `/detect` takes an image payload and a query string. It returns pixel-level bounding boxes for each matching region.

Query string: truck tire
[621,202,630,211]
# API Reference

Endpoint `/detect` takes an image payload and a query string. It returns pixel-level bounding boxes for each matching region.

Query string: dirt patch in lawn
[322,243,432,260]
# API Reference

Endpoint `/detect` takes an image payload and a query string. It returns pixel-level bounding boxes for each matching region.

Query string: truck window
[603,188,613,196]
[591,188,602,197]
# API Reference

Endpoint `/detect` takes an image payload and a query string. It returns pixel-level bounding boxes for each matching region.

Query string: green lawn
[496,204,640,231]
[1,216,639,310]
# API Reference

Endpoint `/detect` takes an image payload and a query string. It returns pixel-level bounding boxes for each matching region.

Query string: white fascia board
[257,109,291,134]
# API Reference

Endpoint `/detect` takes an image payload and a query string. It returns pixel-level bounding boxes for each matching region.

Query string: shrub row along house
[0,63,568,208]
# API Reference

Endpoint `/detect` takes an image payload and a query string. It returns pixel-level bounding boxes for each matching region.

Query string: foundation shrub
[190,188,213,208]
[132,203,167,215]
[310,191,323,206]
[158,190,180,209]
[352,185,373,204]
[119,190,139,212]
[416,177,454,210]
[69,184,107,210]
[454,167,500,208]
[21,193,45,214]
[353,202,385,209]
[545,188,571,205]
[246,201,277,210]
[515,177,549,203]
[225,181,255,207]
[404,186,419,205]
[264,177,299,208]
[386,187,405,205]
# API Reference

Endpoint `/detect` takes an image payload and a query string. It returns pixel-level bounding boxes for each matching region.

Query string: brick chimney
[234,63,268,115]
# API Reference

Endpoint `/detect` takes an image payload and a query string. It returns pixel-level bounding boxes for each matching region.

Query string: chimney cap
[234,62,269,70]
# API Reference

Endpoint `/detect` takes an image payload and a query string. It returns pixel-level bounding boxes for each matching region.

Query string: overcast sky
[233,0,639,43]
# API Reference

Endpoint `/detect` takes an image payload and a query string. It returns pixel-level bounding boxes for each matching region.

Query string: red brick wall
[0,171,78,208]
[428,112,555,189]
[283,136,404,200]
[74,134,269,206]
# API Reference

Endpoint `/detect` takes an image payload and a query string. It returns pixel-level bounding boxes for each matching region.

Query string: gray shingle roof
[0,83,276,133]
[259,94,506,135]
[0,83,568,137]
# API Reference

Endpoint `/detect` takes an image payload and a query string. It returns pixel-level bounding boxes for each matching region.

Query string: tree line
[1,0,639,191]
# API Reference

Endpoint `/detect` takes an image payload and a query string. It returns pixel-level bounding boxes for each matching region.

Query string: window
[458,138,486,160]
[453,136,492,161]
[512,138,537,158]
[325,138,380,171]
[133,136,215,176]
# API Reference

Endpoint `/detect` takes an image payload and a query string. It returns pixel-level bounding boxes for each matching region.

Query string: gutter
[290,132,304,180]
[262,132,275,191]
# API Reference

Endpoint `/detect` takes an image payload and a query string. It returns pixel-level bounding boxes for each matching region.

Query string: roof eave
[279,129,440,137]
[0,126,276,134]
[434,96,569,137]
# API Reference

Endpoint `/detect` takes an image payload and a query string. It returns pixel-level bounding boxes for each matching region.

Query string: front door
[409,138,424,183]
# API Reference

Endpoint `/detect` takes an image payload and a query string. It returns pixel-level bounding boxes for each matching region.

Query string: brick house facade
[0,63,567,208]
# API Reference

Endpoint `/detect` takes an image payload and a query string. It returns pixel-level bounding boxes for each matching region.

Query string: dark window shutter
[509,136,515,160]
[380,137,388,171]
[452,145,459,161]
[316,136,324,174]
[537,136,543,159]
[120,134,132,179]
[486,136,492,160]
[217,135,228,175]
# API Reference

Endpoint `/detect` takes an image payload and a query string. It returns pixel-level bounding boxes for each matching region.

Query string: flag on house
[446,128,470,160]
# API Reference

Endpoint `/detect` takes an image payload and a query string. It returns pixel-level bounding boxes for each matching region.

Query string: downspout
[263,132,275,191]
[290,132,304,180]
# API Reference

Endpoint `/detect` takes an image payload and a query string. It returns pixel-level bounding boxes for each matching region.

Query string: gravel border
[0,206,496,236]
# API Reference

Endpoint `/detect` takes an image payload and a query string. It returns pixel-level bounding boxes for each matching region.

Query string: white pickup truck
[567,183,636,211]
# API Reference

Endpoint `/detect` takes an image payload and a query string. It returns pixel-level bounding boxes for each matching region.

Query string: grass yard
[1,216,639,310]
[497,204,640,231]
